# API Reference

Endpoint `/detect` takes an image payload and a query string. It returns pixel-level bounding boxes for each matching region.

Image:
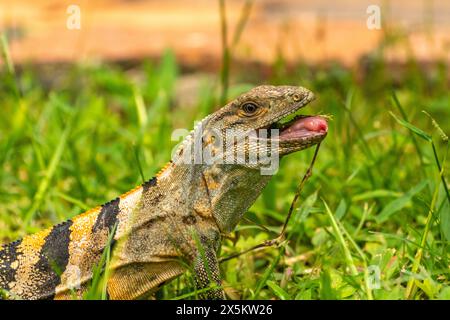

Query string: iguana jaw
[262,101,328,155]
[275,114,328,154]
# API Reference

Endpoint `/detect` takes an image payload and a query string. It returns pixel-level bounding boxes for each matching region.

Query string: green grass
[0,42,449,299]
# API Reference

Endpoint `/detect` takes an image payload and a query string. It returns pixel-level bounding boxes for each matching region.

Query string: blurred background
[2,0,450,66]
[0,0,449,300]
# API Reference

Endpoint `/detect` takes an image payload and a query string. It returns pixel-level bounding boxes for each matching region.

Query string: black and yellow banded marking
[34,220,73,299]
[0,175,161,299]
[142,177,157,193]
[0,240,22,292]
[93,197,120,234]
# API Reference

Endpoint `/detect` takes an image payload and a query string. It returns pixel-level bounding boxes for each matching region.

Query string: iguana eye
[241,102,259,116]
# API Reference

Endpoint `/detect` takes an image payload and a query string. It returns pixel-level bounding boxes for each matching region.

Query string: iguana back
[0,177,186,299]
[0,85,328,300]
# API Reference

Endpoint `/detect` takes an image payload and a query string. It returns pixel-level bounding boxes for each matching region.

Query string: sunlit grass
[0,43,448,299]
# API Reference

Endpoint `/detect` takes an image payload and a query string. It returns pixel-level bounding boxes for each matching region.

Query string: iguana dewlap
[0,85,327,300]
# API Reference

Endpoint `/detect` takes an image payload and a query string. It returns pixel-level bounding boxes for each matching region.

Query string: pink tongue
[280,116,328,138]
[298,116,328,132]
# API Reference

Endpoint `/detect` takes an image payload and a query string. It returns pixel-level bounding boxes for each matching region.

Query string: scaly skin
[0,85,327,300]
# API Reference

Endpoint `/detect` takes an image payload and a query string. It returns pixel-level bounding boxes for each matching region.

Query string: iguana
[0,85,328,300]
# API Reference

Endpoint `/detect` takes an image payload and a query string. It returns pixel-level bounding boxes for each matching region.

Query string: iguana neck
[156,162,272,235]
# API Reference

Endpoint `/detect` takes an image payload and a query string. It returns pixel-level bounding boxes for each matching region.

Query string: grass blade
[376,180,428,223]
[266,280,291,300]
[323,200,358,276]
[24,124,71,227]
[389,111,432,142]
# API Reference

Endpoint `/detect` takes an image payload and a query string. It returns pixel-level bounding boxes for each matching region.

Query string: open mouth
[260,112,328,143]
[277,115,328,141]
[253,92,328,149]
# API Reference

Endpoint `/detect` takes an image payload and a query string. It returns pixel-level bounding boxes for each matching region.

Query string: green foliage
[0,41,448,300]
[83,224,117,300]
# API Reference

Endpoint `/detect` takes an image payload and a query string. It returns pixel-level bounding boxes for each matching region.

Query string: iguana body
[0,85,328,300]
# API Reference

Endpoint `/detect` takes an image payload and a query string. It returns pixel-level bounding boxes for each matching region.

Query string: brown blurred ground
[1,0,449,68]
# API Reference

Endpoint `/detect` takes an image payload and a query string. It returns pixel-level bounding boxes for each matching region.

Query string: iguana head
[204,85,328,158]
[173,85,328,233]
